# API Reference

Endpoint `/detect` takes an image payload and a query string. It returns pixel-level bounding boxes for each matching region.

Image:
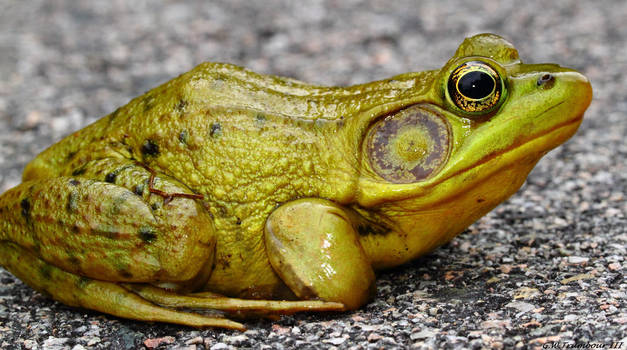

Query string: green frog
[0,34,592,330]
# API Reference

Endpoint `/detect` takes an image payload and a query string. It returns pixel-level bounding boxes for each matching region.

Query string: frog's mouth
[434,100,582,188]
[357,102,587,209]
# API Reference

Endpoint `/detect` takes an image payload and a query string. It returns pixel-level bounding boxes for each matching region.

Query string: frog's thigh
[264,198,376,310]
[0,157,215,286]
[0,241,244,330]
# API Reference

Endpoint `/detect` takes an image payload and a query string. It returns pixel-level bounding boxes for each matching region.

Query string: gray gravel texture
[0,1,625,349]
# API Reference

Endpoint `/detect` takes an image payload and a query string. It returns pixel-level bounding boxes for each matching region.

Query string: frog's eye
[366,105,450,184]
[447,61,502,114]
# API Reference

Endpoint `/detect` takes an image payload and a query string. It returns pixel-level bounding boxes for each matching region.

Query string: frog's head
[352,34,592,267]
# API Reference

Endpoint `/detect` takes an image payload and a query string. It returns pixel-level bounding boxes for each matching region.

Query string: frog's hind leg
[0,157,216,285]
[122,283,345,316]
[0,241,245,330]
[0,157,233,326]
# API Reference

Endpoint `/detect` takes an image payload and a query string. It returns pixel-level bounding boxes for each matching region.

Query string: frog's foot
[0,241,245,330]
[123,284,345,317]
[264,198,376,310]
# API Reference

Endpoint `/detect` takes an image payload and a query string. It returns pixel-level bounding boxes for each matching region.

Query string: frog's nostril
[537,73,555,87]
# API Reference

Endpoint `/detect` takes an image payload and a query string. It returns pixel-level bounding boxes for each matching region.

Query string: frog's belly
[202,226,296,300]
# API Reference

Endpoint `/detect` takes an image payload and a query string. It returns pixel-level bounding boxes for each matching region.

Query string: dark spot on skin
[72,166,87,176]
[217,254,231,269]
[175,99,187,112]
[20,198,31,222]
[67,191,78,213]
[104,172,117,183]
[66,150,77,160]
[72,225,80,234]
[110,193,130,216]
[69,179,80,186]
[476,198,486,203]
[255,113,266,127]
[336,118,345,128]
[143,95,155,112]
[103,165,133,183]
[179,130,189,144]
[210,123,222,137]
[133,184,145,196]
[151,202,160,211]
[141,139,160,156]
[40,264,52,280]
[67,254,80,266]
[236,217,241,225]
[139,226,158,243]
[119,270,133,279]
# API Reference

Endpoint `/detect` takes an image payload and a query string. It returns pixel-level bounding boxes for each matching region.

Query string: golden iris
[447,61,502,113]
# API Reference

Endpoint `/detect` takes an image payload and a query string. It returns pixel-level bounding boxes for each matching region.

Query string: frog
[0,34,592,330]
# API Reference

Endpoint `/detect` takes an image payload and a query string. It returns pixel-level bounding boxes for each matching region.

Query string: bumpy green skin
[0,34,592,327]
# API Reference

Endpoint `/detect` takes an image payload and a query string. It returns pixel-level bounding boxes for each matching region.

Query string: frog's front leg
[264,198,376,310]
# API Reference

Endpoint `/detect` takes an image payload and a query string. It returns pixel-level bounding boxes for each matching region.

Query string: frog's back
[24,61,432,194]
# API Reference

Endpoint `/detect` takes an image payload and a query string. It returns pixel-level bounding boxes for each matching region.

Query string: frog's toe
[0,241,245,330]
[123,283,345,316]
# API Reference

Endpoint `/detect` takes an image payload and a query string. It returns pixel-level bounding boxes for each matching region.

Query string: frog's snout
[535,69,593,118]
[557,70,593,112]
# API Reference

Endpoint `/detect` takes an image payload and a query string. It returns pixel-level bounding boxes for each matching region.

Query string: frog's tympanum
[0,34,592,329]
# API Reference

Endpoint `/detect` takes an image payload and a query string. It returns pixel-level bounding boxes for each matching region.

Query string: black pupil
[458,70,494,99]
